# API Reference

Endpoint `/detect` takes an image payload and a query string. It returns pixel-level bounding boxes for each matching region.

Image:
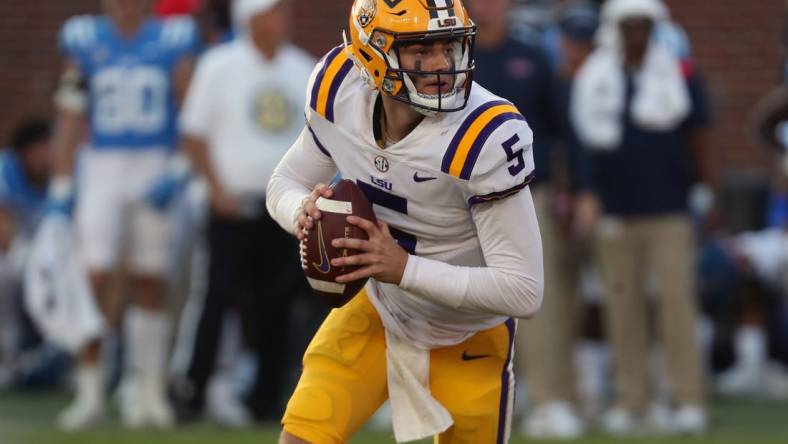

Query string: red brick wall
[0,0,350,143]
[0,0,784,177]
[0,0,100,140]
[665,0,785,175]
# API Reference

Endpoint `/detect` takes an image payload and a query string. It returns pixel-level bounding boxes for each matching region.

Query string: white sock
[734,326,766,371]
[575,340,606,417]
[124,307,172,392]
[75,364,103,407]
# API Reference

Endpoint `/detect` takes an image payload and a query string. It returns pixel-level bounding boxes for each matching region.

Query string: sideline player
[266,0,544,442]
[50,0,199,430]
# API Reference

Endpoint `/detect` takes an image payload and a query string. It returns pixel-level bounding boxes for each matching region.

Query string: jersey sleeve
[160,16,202,60]
[58,15,97,72]
[266,126,339,235]
[441,101,536,206]
[400,187,543,318]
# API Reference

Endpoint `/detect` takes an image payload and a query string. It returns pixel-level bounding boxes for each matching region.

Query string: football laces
[299,238,308,270]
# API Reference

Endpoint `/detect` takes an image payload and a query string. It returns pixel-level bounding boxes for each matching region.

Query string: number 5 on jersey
[356,180,417,254]
[501,134,525,177]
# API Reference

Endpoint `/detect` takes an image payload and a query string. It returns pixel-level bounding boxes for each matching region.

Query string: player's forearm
[51,111,85,178]
[173,57,195,106]
[266,170,311,235]
[181,134,225,197]
[266,127,339,235]
[400,255,543,318]
[400,189,544,318]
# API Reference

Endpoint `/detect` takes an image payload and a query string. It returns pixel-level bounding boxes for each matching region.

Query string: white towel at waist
[385,328,453,443]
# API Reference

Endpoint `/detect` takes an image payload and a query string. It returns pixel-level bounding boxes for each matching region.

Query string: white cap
[601,0,668,24]
[597,0,668,49]
[232,0,282,30]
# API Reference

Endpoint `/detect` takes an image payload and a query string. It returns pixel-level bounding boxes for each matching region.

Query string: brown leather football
[300,179,377,308]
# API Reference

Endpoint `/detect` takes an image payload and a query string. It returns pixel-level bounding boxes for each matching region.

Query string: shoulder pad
[306,45,354,123]
[441,99,526,180]
[440,100,535,205]
[60,15,97,57]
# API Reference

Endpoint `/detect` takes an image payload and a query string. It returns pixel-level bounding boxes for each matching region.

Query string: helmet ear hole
[374,70,380,77]
[358,49,373,62]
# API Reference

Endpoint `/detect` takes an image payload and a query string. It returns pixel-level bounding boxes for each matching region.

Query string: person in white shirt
[177,0,315,425]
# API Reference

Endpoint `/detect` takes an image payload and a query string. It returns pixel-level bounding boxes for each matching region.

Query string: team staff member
[571,0,712,434]
[178,0,315,424]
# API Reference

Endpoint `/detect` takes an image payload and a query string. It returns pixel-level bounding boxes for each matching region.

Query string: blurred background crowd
[0,0,786,440]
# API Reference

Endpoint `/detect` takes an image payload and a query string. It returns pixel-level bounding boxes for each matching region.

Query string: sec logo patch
[374,156,389,172]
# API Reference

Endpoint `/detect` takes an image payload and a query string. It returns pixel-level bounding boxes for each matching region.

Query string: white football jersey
[305,45,536,347]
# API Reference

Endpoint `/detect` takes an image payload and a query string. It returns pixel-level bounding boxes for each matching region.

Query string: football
[301,179,377,308]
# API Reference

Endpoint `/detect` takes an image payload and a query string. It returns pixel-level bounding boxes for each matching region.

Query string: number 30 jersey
[303,46,536,347]
[59,15,200,151]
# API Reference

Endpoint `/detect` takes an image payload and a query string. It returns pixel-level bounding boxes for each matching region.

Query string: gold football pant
[282,290,516,443]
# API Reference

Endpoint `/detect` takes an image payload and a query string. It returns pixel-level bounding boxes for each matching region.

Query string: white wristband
[689,183,715,215]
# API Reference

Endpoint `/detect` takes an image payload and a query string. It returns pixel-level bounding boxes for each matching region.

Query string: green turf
[1,391,787,444]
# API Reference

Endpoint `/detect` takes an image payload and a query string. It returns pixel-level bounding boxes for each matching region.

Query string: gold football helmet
[346,0,476,114]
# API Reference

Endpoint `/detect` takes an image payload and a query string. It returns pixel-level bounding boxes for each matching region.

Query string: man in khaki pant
[595,216,704,430]
[571,0,715,435]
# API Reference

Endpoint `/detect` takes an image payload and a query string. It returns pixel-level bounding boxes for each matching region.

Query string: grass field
[1,391,787,444]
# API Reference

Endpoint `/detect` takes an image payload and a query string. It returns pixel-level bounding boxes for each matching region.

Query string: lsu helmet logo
[357,0,376,28]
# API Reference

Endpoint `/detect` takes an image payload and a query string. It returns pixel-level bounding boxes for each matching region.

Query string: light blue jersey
[0,152,47,237]
[59,15,200,151]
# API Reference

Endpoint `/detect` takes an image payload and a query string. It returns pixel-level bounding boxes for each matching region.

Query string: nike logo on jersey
[312,221,331,274]
[413,172,437,182]
[461,351,491,361]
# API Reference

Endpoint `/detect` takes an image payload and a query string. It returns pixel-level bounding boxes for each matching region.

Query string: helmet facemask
[369,28,476,115]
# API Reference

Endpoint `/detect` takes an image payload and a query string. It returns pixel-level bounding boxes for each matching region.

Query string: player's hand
[143,155,191,211]
[295,183,333,241]
[331,216,409,285]
[144,173,190,211]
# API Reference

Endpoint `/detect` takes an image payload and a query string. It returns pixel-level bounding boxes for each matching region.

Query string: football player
[266,0,544,442]
[50,0,199,430]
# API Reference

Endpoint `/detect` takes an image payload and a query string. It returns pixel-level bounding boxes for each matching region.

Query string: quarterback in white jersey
[266,0,543,442]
